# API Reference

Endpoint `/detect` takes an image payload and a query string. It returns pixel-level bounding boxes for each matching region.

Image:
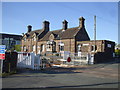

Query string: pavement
[2,62,120,89]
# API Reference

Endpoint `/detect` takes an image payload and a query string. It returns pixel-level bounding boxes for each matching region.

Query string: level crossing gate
[17,52,40,70]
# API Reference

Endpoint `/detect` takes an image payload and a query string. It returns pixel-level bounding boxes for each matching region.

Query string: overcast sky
[2,2,118,43]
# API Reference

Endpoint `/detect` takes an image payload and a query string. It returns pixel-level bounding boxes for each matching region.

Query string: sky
[1,2,118,43]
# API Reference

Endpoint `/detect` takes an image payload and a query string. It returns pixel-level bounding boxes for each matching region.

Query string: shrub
[115,48,120,56]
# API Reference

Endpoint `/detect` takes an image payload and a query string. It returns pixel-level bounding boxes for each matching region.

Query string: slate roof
[40,27,80,41]
[23,26,90,41]
[23,29,43,39]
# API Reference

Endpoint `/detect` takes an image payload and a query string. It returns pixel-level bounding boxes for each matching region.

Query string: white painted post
[87,53,90,64]
[90,54,94,64]
[38,55,40,69]
[78,52,81,57]
[31,53,35,69]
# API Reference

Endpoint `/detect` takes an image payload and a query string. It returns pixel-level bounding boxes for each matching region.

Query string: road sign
[0,45,6,60]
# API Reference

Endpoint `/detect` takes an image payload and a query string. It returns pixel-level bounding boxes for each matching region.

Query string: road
[2,62,119,89]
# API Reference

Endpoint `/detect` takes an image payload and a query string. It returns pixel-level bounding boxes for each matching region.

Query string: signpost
[0,45,5,59]
[0,45,5,73]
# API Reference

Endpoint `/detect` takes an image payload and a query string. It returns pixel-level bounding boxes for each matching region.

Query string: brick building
[77,40,115,63]
[21,17,90,54]
[21,17,115,63]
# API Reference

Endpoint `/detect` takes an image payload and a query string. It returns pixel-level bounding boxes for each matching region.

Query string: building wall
[22,37,115,56]
[77,40,105,53]
[22,38,76,54]
[37,39,76,54]
[55,39,75,53]
[77,40,115,63]
[1,33,22,50]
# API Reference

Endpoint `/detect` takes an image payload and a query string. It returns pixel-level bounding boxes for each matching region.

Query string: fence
[40,51,94,66]
[61,52,93,65]
[17,52,40,70]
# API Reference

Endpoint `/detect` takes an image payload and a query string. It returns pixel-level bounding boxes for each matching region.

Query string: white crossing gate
[17,52,40,70]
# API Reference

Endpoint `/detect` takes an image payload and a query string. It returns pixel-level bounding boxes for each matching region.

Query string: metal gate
[40,51,94,67]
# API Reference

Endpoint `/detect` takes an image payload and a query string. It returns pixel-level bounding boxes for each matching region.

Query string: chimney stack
[43,20,50,32]
[62,20,68,30]
[79,17,85,28]
[27,25,32,33]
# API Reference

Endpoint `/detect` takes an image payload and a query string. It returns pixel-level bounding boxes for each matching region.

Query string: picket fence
[17,52,41,70]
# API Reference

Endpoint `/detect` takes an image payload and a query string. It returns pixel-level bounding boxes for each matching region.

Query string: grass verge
[0,71,16,78]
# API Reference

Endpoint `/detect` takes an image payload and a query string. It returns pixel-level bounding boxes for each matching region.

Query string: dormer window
[49,33,55,41]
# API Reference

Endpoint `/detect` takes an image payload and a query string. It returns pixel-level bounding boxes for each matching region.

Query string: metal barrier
[40,51,94,66]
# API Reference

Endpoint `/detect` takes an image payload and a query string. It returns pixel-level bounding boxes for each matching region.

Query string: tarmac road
[2,62,119,89]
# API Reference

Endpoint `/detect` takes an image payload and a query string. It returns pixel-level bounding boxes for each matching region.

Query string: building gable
[49,33,55,41]
[75,27,90,41]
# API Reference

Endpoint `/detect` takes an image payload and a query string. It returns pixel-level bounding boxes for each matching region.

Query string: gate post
[31,53,35,69]
[87,53,90,64]
[89,54,94,64]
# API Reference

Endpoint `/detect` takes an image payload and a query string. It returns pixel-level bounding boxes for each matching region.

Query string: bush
[115,48,120,57]
[14,45,21,52]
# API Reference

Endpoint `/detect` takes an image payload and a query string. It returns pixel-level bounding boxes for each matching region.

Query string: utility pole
[94,15,96,53]
[94,15,96,43]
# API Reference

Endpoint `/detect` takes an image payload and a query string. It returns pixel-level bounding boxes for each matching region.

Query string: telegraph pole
[94,15,96,43]
[94,15,96,53]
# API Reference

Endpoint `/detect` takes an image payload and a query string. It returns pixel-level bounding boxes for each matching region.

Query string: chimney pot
[27,25,32,33]
[62,20,68,30]
[79,17,85,28]
[43,20,50,32]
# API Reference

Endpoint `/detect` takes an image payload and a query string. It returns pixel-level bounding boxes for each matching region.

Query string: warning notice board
[0,45,5,60]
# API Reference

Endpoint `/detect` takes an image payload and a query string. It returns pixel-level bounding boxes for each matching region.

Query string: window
[91,45,97,52]
[60,46,64,51]
[33,45,36,51]
[16,40,21,45]
[107,44,111,48]
[83,44,89,46]
[77,44,81,52]
[23,46,26,51]
[41,44,45,52]
[46,44,51,51]
[59,42,64,51]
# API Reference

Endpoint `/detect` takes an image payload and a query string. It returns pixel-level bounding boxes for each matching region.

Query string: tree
[115,43,120,57]
[14,45,21,52]
[115,48,120,57]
